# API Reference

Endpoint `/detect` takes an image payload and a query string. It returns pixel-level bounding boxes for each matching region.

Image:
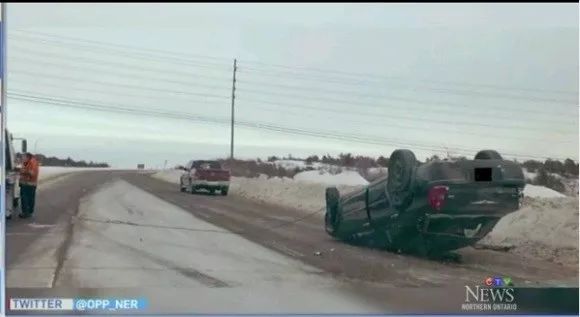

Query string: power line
[241,103,576,144]
[235,77,577,117]
[238,66,578,105]
[11,55,231,91]
[235,87,576,128]
[16,29,576,98]
[8,33,232,70]
[12,63,573,133]
[11,47,232,82]
[239,60,578,96]
[9,65,576,143]
[9,79,573,145]
[9,79,229,108]
[10,29,232,63]
[20,48,567,123]
[11,79,571,145]
[11,50,575,124]
[11,29,578,105]
[7,92,572,161]
[10,69,231,100]
[234,95,576,135]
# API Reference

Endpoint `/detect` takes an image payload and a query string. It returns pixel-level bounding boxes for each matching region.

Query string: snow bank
[151,169,366,216]
[150,169,182,184]
[292,170,368,186]
[272,160,332,171]
[480,197,579,266]
[231,176,365,216]
[523,169,537,182]
[524,184,566,199]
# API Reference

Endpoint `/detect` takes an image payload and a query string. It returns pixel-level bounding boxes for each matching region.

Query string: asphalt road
[5,171,578,314]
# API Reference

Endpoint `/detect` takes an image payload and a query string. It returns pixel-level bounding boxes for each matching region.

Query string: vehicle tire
[325,187,341,237]
[221,188,229,196]
[474,150,503,160]
[387,149,417,211]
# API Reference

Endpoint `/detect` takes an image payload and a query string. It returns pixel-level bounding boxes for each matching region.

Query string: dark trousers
[20,184,37,215]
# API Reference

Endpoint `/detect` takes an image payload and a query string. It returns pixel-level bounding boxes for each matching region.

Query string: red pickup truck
[179,160,231,195]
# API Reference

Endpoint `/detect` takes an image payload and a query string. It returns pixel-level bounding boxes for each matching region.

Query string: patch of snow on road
[524,184,566,198]
[480,197,579,267]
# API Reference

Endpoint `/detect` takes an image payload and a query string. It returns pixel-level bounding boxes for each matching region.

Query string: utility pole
[230,59,237,160]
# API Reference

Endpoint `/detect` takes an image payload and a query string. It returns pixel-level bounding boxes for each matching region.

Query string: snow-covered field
[152,168,578,266]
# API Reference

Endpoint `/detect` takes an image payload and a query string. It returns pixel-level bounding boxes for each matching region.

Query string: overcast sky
[4,3,579,168]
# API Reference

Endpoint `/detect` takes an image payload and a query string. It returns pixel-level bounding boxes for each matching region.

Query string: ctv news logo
[461,276,518,312]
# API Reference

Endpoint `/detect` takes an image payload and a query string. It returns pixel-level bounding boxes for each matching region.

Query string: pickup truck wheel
[474,150,503,160]
[387,149,417,211]
[325,187,341,237]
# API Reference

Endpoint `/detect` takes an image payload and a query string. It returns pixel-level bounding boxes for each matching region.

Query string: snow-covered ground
[152,169,366,217]
[480,197,579,267]
[150,169,182,184]
[7,178,389,313]
[292,170,368,186]
[523,184,567,199]
[523,169,538,182]
[272,159,332,170]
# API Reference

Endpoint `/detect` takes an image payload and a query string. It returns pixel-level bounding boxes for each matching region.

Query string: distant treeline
[266,153,579,177]
[264,153,578,194]
[25,153,110,168]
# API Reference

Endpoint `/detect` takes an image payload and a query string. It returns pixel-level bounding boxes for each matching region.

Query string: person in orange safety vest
[19,152,39,218]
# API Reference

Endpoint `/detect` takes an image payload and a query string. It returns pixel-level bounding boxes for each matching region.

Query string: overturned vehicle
[324,149,525,256]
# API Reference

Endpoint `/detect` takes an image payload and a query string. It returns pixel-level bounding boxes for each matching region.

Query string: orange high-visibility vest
[20,157,39,185]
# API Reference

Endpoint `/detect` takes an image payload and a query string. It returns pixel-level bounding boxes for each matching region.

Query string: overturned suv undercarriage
[324,149,525,257]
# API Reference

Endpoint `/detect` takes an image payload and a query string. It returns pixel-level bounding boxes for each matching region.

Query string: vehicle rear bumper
[192,180,229,188]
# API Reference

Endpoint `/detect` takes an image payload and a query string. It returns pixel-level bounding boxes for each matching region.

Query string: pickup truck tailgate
[196,169,230,181]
